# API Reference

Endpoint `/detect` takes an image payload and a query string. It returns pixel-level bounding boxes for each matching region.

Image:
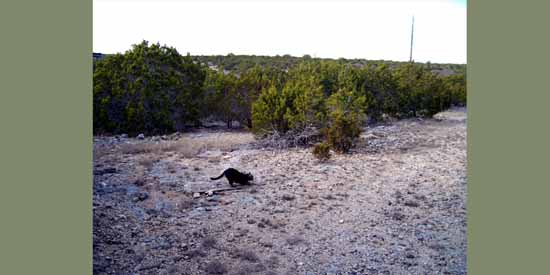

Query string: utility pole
[409,15,415,63]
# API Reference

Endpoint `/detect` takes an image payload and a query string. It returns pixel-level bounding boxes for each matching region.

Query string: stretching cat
[210,168,254,187]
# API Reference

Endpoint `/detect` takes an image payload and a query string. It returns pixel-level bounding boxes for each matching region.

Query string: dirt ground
[93,108,467,275]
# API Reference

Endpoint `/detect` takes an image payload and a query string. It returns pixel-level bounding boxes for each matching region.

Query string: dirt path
[93,108,467,275]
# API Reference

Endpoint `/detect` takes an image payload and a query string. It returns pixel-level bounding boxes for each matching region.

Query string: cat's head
[246,173,254,181]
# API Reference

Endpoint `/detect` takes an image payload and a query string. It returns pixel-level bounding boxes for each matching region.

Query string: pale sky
[93,0,466,64]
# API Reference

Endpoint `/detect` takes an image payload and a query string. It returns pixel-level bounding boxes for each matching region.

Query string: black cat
[210,168,254,187]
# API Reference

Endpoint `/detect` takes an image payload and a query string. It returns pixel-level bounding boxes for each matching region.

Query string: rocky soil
[93,108,467,275]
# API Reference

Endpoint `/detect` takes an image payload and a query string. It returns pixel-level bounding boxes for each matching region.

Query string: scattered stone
[137,133,145,139]
[93,108,467,275]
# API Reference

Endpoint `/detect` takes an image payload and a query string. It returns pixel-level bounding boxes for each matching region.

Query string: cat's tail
[210,173,224,180]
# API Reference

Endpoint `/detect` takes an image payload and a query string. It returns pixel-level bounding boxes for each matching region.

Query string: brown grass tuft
[93,146,112,160]
[204,260,227,274]
[137,155,156,170]
[286,236,306,246]
[201,236,217,249]
[234,248,260,262]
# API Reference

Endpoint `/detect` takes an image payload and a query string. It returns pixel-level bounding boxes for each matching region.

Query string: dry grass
[233,263,266,275]
[234,249,260,262]
[118,142,180,155]
[137,155,157,170]
[116,133,254,158]
[93,146,113,160]
[203,260,227,274]
[201,236,217,249]
[286,236,306,246]
[177,197,194,211]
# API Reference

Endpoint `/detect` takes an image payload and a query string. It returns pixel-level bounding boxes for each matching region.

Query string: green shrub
[325,89,366,153]
[95,45,466,137]
[251,85,288,136]
[251,67,326,137]
[312,142,331,161]
[325,112,362,153]
[93,40,206,135]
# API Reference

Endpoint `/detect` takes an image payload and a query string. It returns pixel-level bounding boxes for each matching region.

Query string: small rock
[207,190,214,197]
[339,219,344,224]
[133,192,149,202]
[133,178,146,186]
[281,194,296,201]
[272,207,286,214]
[414,194,427,201]
[404,200,420,207]
[206,196,219,202]
[94,167,117,175]
[137,133,145,139]
[193,193,201,199]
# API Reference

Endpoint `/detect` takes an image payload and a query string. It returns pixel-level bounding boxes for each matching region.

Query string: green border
[2,0,550,274]
[0,0,92,274]
[468,0,550,274]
